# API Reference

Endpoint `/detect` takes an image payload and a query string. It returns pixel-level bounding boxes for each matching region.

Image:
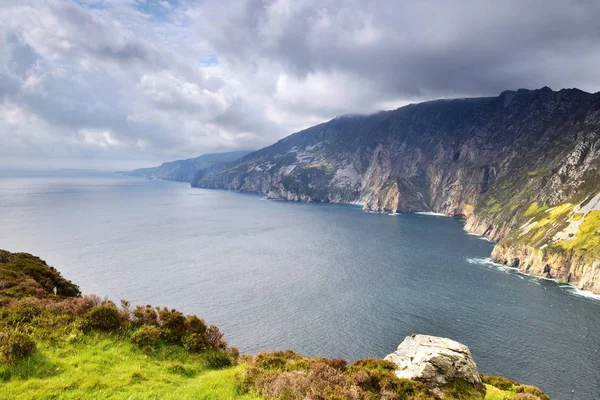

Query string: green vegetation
[526,168,548,177]
[523,202,549,217]
[0,334,259,400]
[480,376,550,400]
[0,250,80,301]
[0,250,243,400]
[556,210,600,261]
[0,250,549,399]
[238,351,432,399]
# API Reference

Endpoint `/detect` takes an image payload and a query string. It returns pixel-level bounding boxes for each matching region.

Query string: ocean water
[1,170,599,399]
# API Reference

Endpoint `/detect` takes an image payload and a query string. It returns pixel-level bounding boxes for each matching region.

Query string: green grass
[0,334,542,400]
[483,385,512,400]
[523,202,549,217]
[556,210,600,261]
[0,333,262,400]
[0,334,534,400]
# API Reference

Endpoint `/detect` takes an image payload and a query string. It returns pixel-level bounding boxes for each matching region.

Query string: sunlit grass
[0,333,262,400]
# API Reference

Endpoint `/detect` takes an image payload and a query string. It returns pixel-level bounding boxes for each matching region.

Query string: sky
[1,0,600,169]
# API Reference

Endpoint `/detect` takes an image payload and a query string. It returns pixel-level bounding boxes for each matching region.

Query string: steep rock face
[384,334,485,397]
[194,87,600,293]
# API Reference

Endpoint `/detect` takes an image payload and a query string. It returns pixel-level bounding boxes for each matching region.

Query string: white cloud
[0,0,600,168]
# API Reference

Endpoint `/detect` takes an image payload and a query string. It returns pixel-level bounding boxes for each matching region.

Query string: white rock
[384,334,485,397]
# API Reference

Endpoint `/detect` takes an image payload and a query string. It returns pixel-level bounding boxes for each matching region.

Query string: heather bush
[206,324,227,349]
[185,315,207,335]
[0,332,36,364]
[157,307,186,343]
[47,296,98,316]
[515,384,551,400]
[132,305,159,326]
[227,346,240,361]
[2,297,45,323]
[514,394,544,400]
[240,351,433,400]
[130,325,162,349]
[84,303,122,331]
[182,333,208,352]
[253,351,303,371]
[253,371,311,399]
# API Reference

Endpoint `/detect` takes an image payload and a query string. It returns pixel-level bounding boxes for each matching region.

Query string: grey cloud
[194,0,600,97]
[1,0,600,168]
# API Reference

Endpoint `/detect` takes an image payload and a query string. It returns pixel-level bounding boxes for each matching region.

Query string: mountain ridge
[193,87,600,294]
[127,150,252,182]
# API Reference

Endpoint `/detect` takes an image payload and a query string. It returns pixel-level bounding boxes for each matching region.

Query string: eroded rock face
[384,334,485,397]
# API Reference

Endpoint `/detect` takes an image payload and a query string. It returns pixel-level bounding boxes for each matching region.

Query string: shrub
[0,250,81,300]
[0,332,36,364]
[182,333,208,352]
[206,324,227,349]
[514,394,543,400]
[157,308,186,343]
[515,385,551,400]
[201,349,233,370]
[255,371,311,400]
[243,352,433,400]
[84,304,122,331]
[130,325,161,349]
[2,297,45,323]
[253,351,302,371]
[132,305,158,326]
[48,296,98,316]
[227,346,240,362]
[481,375,515,390]
[185,315,207,335]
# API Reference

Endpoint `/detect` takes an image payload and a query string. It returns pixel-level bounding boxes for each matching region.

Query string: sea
[1,170,599,399]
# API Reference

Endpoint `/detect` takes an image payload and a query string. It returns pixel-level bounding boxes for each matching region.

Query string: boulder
[384,334,485,397]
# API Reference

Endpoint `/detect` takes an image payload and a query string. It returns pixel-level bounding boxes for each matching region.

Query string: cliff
[193,87,600,293]
[127,150,252,182]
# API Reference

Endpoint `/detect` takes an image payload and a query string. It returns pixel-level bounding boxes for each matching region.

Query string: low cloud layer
[1,0,600,168]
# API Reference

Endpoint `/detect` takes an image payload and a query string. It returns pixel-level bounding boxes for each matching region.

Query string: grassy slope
[0,333,261,400]
[0,333,534,400]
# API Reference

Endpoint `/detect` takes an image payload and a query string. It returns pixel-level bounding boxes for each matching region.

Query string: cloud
[1,0,600,168]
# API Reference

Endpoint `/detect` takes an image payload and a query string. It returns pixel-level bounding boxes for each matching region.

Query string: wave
[345,201,365,207]
[466,257,600,301]
[414,212,449,217]
[465,231,495,243]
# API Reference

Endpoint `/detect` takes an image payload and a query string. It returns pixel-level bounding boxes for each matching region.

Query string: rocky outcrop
[194,87,600,293]
[384,334,485,398]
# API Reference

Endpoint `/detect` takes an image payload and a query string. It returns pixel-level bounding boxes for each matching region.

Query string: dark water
[1,170,599,399]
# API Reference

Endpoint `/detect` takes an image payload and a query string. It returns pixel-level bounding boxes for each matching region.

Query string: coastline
[191,184,600,295]
[467,257,600,301]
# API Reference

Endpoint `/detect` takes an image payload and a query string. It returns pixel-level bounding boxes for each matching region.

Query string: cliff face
[194,87,600,293]
[127,150,251,182]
